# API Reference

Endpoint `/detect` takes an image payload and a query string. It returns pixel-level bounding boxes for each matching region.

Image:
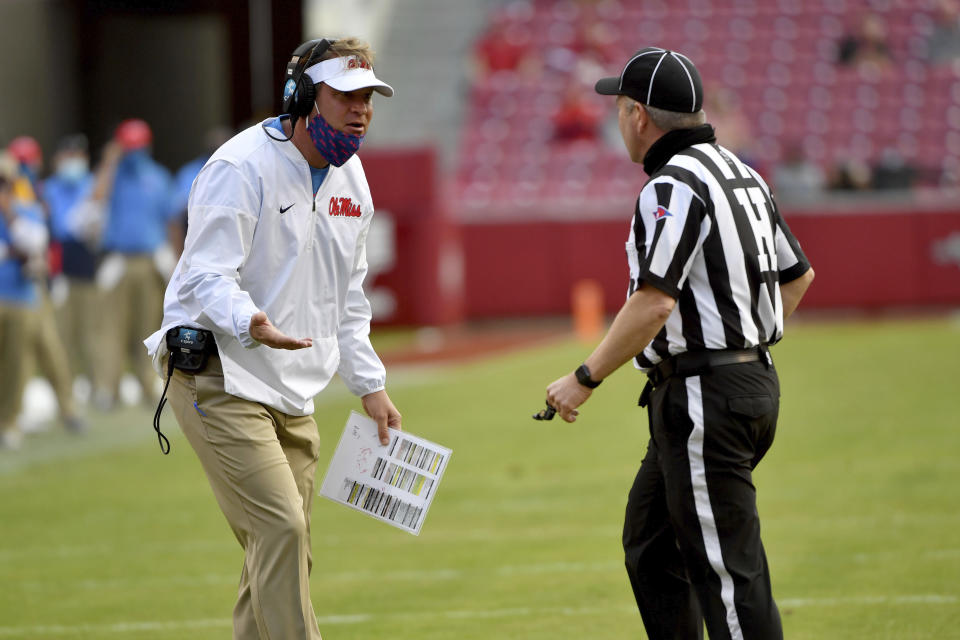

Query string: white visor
[303,56,394,97]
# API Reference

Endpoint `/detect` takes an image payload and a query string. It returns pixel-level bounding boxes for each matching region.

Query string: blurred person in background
[871,147,918,190]
[926,0,960,63]
[6,136,44,200]
[542,46,814,640]
[472,18,538,79]
[168,126,233,257]
[7,136,86,435]
[837,13,894,71]
[0,152,49,450]
[94,119,174,410]
[703,86,755,166]
[772,141,826,202]
[551,83,603,143]
[569,19,621,85]
[44,134,102,405]
[829,156,874,191]
[144,37,402,639]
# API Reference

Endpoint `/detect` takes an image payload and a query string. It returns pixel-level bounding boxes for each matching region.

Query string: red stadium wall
[361,149,464,326]
[786,209,960,308]
[457,208,960,318]
[361,149,960,322]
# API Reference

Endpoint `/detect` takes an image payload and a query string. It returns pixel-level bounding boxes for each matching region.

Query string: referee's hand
[546,373,593,423]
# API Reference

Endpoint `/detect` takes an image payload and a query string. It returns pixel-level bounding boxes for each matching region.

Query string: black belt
[639,345,770,407]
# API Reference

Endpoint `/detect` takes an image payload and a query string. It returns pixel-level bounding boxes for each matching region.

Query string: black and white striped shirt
[628,137,810,370]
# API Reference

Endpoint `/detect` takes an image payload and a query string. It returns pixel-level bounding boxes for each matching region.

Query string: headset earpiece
[294,78,316,117]
[281,38,336,118]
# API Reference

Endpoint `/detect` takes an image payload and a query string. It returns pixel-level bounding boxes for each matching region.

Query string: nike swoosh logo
[279,204,294,214]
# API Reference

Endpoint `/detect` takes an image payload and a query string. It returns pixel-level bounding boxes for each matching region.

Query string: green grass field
[1,316,958,639]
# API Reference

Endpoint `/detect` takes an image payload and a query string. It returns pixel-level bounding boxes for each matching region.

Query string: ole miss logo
[329,196,362,217]
[346,57,371,70]
[654,205,673,221]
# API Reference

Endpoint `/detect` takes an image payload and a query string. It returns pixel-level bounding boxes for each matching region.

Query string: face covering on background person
[306,101,364,167]
[119,149,150,173]
[57,157,89,182]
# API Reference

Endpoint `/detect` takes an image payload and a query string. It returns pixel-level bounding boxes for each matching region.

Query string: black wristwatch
[574,364,602,389]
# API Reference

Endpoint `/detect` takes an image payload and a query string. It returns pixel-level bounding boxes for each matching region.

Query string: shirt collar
[642,124,717,175]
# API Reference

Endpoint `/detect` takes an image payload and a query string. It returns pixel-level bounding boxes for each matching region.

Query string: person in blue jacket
[168,126,232,257]
[7,135,88,435]
[94,119,175,410]
[0,152,49,450]
[44,134,101,398]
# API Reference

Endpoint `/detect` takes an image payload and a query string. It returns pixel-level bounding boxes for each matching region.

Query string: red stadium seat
[457,1,952,204]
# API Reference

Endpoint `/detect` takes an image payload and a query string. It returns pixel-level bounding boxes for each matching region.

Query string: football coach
[145,37,401,639]
[541,47,815,640]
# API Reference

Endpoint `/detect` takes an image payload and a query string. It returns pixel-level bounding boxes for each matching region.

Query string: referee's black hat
[595,47,703,113]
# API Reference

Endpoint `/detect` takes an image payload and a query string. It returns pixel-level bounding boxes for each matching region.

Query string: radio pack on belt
[152,326,217,455]
[166,326,216,372]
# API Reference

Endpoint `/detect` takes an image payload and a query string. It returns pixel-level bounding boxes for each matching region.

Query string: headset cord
[152,357,174,455]
[262,114,296,142]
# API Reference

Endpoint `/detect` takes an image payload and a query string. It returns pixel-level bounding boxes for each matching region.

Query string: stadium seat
[456,1,951,206]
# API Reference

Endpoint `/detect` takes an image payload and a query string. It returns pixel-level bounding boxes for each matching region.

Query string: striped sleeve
[742,164,811,284]
[634,177,709,299]
[626,197,645,296]
[772,206,810,283]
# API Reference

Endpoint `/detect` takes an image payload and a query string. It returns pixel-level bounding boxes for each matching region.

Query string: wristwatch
[574,364,602,389]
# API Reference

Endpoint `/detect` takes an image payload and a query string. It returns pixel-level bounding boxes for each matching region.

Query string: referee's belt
[640,346,770,407]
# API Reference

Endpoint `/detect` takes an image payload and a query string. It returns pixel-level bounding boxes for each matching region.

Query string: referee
[543,47,815,639]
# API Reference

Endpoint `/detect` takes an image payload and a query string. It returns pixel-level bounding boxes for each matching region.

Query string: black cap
[595,47,703,113]
[55,134,88,154]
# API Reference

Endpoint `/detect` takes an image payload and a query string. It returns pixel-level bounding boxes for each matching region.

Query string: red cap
[115,119,153,151]
[7,136,42,166]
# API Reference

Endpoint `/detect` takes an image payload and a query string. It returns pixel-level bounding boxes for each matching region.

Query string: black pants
[623,360,783,640]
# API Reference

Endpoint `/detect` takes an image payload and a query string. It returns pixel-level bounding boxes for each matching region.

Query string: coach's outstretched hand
[546,373,593,423]
[249,311,313,350]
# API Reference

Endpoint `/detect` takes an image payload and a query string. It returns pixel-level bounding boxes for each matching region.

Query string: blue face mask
[57,157,89,183]
[120,149,149,170]
[306,103,363,167]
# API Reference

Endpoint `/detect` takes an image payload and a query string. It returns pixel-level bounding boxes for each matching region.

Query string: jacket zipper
[308,172,317,247]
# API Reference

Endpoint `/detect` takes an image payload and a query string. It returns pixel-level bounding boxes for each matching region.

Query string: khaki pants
[0,304,35,435]
[26,289,76,420]
[167,355,323,640]
[56,277,102,384]
[99,255,164,404]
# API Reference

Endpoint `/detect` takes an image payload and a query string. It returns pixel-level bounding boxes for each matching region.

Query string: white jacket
[144,120,386,416]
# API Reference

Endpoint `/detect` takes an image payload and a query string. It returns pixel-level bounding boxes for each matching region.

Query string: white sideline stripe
[20,557,960,595]
[686,376,744,640]
[0,526,619,562]
[8,538,960,564]
[17,561,623,592]
[780,594,958,607]
[0,596,955,636]
[0,618,232,637]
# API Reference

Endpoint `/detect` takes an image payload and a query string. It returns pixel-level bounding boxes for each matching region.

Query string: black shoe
[63,416,89,434]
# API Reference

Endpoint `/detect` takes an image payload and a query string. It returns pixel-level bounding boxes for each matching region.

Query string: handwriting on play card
[320,411,451,535]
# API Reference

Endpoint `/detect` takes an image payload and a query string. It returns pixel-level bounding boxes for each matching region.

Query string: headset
[265,38,336,142]
[283,39,336,119]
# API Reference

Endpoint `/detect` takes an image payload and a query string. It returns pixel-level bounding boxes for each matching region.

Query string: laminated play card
[319,411,451,535]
